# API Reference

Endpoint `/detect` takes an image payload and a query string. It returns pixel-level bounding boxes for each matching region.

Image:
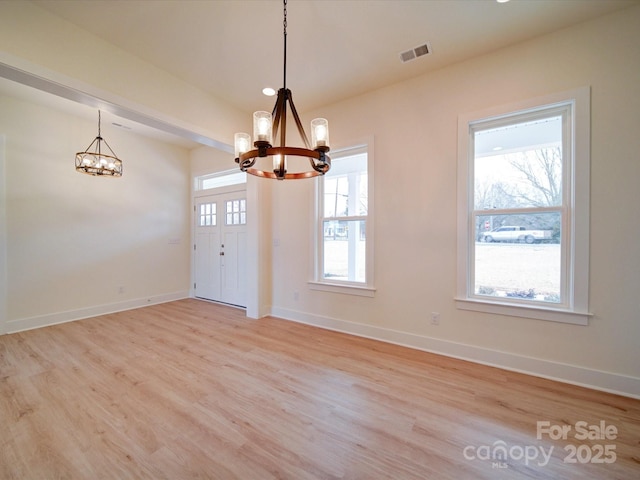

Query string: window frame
[310,141,375,297]
[456,88,591,325]
[195,169,246,191]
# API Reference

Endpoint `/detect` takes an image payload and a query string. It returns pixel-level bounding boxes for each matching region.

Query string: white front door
[194,192,247,307]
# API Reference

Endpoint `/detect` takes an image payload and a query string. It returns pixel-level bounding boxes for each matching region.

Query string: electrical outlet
[118,286,125,294]
[430,312,440,325]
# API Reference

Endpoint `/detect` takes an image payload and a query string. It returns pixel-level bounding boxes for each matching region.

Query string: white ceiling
[3,0,638,147]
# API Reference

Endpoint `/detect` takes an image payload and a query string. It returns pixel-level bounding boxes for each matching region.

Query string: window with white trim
[195,170,246,191]
[312,144,374,296]
[457,88,590,324]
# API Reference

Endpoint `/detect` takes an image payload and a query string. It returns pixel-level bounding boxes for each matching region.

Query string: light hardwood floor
[1,299,639,479]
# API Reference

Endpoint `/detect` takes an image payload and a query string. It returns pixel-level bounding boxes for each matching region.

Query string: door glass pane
[199,202,216,227]
[474,212,561,303]
[225,199,247,225]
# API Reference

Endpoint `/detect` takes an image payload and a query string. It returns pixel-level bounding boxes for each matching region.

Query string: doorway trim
[192,181,260,315]
[0,135,7,334]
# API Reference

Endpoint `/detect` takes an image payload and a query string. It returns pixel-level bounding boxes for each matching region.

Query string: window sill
[308,281,376,297]
[455,297,591,325]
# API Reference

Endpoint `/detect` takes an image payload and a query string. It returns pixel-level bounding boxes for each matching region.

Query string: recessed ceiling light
[493,146,503,151]
[496,0,511,3]
[262,87,276,96]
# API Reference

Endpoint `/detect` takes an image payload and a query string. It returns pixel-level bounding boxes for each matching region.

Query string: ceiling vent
[399,42,432,63]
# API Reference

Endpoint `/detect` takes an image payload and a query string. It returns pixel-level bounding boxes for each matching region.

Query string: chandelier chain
[283,0,287,34]
[283,0,288,90]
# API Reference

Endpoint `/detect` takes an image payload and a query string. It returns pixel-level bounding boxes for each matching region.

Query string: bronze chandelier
[234,0,331,180]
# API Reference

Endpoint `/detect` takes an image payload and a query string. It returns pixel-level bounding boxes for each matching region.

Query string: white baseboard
[271,306,640,400]
[5,291,189,334]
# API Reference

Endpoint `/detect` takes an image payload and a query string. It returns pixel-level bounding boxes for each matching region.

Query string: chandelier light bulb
[311,118,330,150]
[258,119,270,136]
[273,154,285,171]
[253,111,273,144]
[234,132,251,158]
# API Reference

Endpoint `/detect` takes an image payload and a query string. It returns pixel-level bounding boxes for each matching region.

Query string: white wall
[1,95,191,331]
[190,145,237,179]
[268,6,640,397]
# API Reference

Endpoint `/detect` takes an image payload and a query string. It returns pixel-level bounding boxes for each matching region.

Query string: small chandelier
[75,110,123,177]
[234,0,331,180]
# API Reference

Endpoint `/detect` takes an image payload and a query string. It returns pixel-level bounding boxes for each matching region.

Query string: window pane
[199,171,246,190]
[224,199,246,225]
[358,172,368,215]
[474,212,561,303]
[324,173,368,218]
[324,175,349,218]
[323,220,366,282]
[474,116,562,209]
